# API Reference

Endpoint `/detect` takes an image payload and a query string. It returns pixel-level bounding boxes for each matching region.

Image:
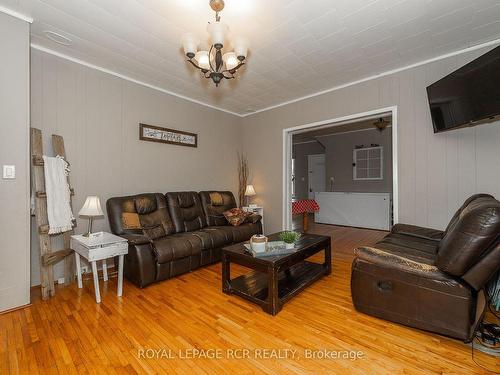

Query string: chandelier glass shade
[181,0,248,87]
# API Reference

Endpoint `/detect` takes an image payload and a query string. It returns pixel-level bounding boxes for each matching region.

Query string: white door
[308,154,326,199]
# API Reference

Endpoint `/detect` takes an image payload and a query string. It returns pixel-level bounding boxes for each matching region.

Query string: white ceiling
[2,0,500,116]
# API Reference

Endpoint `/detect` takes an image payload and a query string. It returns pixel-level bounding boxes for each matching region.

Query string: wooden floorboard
[1,225,497,374]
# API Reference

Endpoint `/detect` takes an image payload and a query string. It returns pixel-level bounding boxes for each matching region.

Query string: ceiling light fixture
[181,0,248,87]
[373,118,391,132]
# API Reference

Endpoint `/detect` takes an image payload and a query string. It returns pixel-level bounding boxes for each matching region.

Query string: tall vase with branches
[237,152,249,208]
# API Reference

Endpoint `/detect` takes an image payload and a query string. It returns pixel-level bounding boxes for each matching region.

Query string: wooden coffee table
[221,233,331,315]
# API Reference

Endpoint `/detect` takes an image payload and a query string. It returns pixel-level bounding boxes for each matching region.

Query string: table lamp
[244,184,256,207]
[79,196,104,237]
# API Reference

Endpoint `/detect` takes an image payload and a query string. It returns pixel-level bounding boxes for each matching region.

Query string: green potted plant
[279,231,301,249]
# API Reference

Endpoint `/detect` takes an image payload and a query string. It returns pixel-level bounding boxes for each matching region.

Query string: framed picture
[139,123,198,148]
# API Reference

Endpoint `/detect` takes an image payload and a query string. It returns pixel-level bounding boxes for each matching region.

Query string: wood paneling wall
[0,13,30,311]
[242,45,500,234]
[30,49,241,286]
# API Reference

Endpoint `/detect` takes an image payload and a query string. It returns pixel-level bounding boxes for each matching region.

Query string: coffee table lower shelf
[225,261,326,315]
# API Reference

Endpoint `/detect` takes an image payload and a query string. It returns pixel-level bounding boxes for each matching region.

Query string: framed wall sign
[139,123,198,148]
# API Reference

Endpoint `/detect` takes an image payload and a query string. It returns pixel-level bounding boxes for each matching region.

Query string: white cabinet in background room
[315,192,391,230]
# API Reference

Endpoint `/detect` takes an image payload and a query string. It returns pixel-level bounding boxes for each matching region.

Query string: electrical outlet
[57,277,65,284]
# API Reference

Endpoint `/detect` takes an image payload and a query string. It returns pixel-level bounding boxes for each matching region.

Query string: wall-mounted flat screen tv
[426,45,500,133]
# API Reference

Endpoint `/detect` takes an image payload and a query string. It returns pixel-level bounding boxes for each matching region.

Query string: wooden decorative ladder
[31,128,76,300]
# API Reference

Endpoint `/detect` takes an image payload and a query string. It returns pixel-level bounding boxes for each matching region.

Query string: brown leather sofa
[351,194,500,341]
[107,191,262,287]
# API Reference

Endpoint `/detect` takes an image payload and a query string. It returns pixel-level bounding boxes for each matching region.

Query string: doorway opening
[284,107,398,231]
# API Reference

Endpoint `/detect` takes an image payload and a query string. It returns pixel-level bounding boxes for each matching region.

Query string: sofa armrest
[123,242,156,288]
[121,234,152,245]
[391,224,443,242]
[354,246,448,280]
[245,214,262,224]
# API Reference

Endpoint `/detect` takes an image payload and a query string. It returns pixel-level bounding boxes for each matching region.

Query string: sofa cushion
[391,224,443,242]
[436,195,500,276]
[152,234,202,263]
[201,223,260,243]
[135,195,157,214]
[182,231,216,250]
[199,191,237,226]
[444,193,493,235]
[198,228,230,248]
[107,193,175,236]
[166,192,207,233]
[230,222,262,243]
[203,226,234,243]
[142,224,166,240]
[375,233,438,265]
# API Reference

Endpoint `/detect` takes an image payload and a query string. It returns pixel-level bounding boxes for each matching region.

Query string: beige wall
[242,45,500,234]
[30,49,241,285]
[0,13,30,311]
[323,128,392,194]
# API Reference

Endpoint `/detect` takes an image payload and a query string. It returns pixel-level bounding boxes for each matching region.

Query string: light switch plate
[2,165,15,179]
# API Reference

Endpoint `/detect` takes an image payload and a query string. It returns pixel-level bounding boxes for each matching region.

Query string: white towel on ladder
[43,155,75,234]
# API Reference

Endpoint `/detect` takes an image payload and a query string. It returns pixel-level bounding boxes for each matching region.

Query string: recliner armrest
[121,234,152,245]
[391,224,443,242]
[354,246,447,280]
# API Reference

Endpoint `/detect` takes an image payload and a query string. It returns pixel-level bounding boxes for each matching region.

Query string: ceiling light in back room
[43,30,72,46]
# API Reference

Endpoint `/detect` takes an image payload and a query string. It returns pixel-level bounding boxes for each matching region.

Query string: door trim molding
[282,106,399,230]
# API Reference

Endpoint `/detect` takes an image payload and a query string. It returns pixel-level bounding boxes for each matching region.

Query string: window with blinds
[353,146,383,180]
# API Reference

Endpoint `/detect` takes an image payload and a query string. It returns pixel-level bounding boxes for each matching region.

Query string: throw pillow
[122,212,141,230]
[209,192,224,206]
[223,208,250,226]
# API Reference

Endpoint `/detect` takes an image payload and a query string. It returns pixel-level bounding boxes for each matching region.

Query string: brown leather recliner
[351,194,500,341]
[107,191,262,288]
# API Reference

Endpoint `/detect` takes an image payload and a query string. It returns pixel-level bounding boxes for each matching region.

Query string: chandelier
[181,0,249,87]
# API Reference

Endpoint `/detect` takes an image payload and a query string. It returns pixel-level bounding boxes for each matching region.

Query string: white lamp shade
[223,52,238,70]
[182,33,198,55]
[245,185,256,196]
[79,196,104,217]
[207,21,228,46]
[233,37,249,59]
[195,50,210,70]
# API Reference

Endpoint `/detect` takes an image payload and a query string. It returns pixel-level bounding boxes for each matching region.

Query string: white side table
[243,206,264,233]
[70,232,128,303]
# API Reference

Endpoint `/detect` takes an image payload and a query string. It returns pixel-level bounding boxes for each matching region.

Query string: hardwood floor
[1,225,497,374]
